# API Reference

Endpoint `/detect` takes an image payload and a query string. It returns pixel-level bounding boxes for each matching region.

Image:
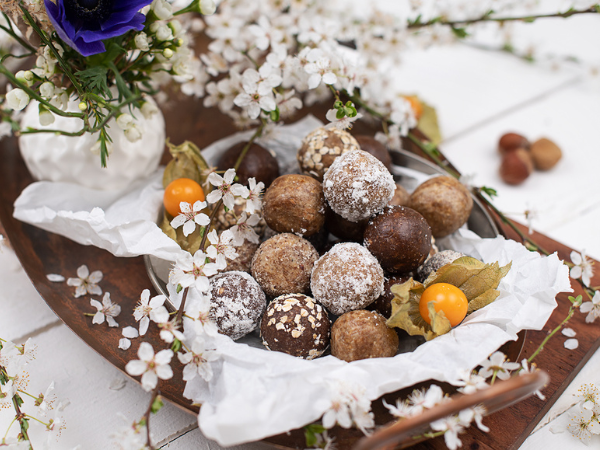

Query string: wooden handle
[354,370,549,450]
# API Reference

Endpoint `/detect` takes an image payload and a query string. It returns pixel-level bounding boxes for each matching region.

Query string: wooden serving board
[1,97,598,449]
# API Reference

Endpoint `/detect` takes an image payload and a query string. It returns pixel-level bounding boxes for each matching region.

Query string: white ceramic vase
[19,97,166,191]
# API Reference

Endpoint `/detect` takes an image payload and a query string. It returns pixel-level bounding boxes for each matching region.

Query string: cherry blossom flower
[459,405,489,432]
[248,16,283,50]
[169,250,221,292]
[518,359,546,400]
[478,351,520,381]
[170,201,210,237]
[325,108,362,131]
[134,290,170,336]
[322,381,374,434]
[275,89,303,118]
[206,229,238,267]
[37,381,56,416]
[0,379,15,409]
[570,250,594,287]
[382,398,413,419]
[455,369,489,395]
[567,406,600,444]
[90,292,121,327]
[575,384,600,411]
[245,178,265,214]
[0,437,30,448]
[125,342,174,392]
[234,73,277,119]
[177,337,219,381]
[158,319,185,344]
[45,400,69,445]
[430,414,466,450]
[580,291,600,323]
[184,297,219,336]
[67,265,102,298]
[206,168,249,210]
[304,48,337,89]
[230,212,261,246]
[111,418,148,450]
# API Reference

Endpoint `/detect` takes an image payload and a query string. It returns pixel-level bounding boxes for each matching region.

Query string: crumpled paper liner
[12,116,572,446]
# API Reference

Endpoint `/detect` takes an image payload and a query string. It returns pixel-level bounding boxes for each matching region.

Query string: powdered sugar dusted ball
[331,310,399,362]
[311,242,384,316]
[251,233,319,297]
[297,127,360,181]
[260,294,330,359]
[323,150,395,223]
[209,271,266,340]
[417,250,466,282]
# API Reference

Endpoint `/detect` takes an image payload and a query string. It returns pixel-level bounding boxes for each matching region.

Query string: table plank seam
[155,423,199,448]
[10,318,63,344]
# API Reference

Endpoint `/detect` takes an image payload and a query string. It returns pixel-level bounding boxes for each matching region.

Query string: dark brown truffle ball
[409,176,473,238]
[364,206,432,274]
[262,174,326,237]
[331,310,399,362]
[209,271,266,340]
[355,135,392,170]
[324,203,368,242]
[323,150,395,223]
[260,294,330,359]
[218,141,279,187]
[368,274,412,318]
[311,242,384,315]
[297,127,360,181]
[251,233,319,298]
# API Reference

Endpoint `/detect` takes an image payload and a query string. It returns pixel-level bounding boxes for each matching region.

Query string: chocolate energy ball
[311,242,384,315]
[323,150,395,223]
[209,271,266,341]
[389,183,411,207]
[331,310,399,362]
[324,203,368,242]
[354,135,392,170]
[251,233,319,298]
[417,249,466,282]
[409,176,473,238]
[217,141,279,188]
[364,206,432,274]
[260,294,330,359]
[368,274,412,318]
[297,127,360,181]
[262,174,326,236]
[223,238,259,273]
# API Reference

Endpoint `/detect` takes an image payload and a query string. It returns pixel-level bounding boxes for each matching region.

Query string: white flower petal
[137,342,155,361]
[564,339,579,350]
[122,326,139,339]
[118,338,131,350]
[77,265,89,279]
[141,371,158,391]
[47,274,65,282]
[562,328,576,337]
[125,360,146,376]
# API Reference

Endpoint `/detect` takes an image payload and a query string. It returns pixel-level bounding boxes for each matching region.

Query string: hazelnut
[498,132,530,155]
[499,148,533,185]
[530,137,562,171]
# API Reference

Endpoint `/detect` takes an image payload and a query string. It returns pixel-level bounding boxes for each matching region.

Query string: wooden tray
[1,97,598,449]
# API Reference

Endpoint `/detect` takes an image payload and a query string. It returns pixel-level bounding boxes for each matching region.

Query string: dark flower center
[64,0,114,25]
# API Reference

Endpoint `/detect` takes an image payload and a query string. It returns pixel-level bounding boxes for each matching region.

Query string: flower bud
[6,88,30,111]
[78,102,88,111]
[116,113,134,130]
[151,0,173,20]
[40,82,55,99]
[16,70,34,87]
[200,0,216,15]
[163,48,174,59]
[150,23,173,41]
[141,101,158,119]
[135,32,150,51]
[168,20,182,37]
[38,105,55,126]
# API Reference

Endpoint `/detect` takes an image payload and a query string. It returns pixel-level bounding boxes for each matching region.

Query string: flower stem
[144,386,159,450]
[175,288,189,327]
[233,122,266,172]
[11,394,31,445]
[528,305,576,364]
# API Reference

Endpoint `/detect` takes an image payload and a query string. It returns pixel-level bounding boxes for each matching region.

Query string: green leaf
[151,395,164,414]
[171,338,182,353]
[21,417,29,432]
[269,106,280,122]
[451,26,469,38]
[176,284,183,294]
[480,186,498,199]
[76,66,110,99]
[304,424,326,447]
[15,393,24,407]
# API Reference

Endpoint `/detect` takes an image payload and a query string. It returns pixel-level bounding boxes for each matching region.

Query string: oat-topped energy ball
[209,271,267,341]
[323,150,395,223]
[260,294,330,359]
[311,242,384,316]
[251,233,319,298]
[297,127,360,181]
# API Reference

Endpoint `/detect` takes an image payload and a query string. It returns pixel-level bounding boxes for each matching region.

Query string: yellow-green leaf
[417,101,442,147]
[423,256,485,288]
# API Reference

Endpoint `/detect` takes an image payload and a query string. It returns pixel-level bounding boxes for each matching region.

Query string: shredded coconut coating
[417,250,466,282]
[323,150,395,223]
[311,242,384,316]
[260,293,330,360]
[209,271,266,341]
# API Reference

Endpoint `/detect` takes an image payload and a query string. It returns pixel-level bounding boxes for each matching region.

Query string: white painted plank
[160,428,274,450]
[0,247,61,341]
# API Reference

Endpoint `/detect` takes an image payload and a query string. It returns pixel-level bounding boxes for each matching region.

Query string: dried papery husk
[387,256,512,340]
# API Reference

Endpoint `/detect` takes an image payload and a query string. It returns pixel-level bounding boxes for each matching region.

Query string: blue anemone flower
[44,0,154,57]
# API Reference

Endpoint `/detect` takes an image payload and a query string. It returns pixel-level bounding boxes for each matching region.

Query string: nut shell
[251,233,319,298]
[331,310,399,362]
[260,294,330,360]
[499,148,533,185]
[364,206,432,274]
[409,176,473,238]
[217,141,279,187]
[311,242,384,315]
[262,174,326,236]
[530,137,562,171]
[498,132,529,155]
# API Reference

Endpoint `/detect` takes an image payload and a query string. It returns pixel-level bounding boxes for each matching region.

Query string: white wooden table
[1,4,599,449]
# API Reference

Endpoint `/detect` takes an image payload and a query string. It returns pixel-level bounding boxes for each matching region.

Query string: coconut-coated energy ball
[262,174,326,236]
[260,294,330,360]
[251,233,319,298]
[311,242,384,316]
[297,127,360,181]
[363,206,432,274]
[323,150,395,223]
[417,250,466,282]
[209,271,266,341]
[331,310,399,362]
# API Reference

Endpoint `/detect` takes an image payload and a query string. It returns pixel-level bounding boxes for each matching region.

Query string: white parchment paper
[12,115,572,446]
